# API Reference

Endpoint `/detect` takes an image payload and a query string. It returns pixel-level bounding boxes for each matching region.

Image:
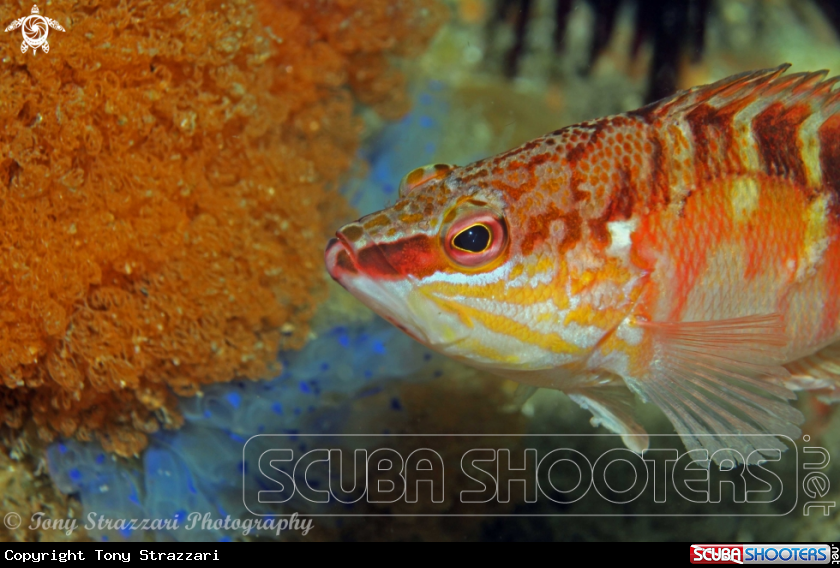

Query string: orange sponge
[0,0,445,456]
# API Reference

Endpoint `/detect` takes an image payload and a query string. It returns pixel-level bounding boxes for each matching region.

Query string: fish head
[325,164,510,357]
[325,159,640,372]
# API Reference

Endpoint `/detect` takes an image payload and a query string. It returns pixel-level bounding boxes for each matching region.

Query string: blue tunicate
[47,315,446,541]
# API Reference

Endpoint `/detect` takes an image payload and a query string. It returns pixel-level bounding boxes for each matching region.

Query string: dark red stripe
[647,131,670,208]
[819,113,840,205]
[685,103,737,181]
[752,102,810,186]
[557,211,583,254]
[587,166,636,249]
[521,204,561,256]
[355,234,441,279]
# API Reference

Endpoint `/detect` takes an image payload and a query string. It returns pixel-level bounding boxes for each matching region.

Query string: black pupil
[453,225,491,253]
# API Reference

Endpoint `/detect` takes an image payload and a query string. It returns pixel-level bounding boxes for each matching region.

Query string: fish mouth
[325,223,402,281]
[324,235,359,281]
[324,228,430,345]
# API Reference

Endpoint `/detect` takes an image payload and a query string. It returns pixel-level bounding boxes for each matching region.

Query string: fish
[324,65,840,465]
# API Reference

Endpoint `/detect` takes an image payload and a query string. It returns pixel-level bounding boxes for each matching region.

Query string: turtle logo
[5,5,65,54]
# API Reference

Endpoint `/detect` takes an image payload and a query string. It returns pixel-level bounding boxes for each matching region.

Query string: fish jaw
[325,233,429,344]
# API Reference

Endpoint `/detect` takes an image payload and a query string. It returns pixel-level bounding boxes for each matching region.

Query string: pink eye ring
[443,213,508,268]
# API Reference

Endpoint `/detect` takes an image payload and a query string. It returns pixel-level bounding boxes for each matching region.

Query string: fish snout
[324,233,359,281]
[325,221,403,281]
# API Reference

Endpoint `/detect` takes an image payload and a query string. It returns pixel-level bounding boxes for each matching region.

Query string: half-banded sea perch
[325,66,840,464]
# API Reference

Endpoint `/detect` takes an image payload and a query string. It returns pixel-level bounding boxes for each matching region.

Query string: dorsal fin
[632,64,840,191]
[638,64,827,120]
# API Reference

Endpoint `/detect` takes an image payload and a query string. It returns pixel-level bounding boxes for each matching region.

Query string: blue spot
[337,333,350,348]
[95,453,105,465]
[294,407,302,416]
[58,443,67,454]
[425,142,436,155]
[174,509,187,522]
[226,392,241,409]
[203,409,212,419]
[119,526,132,537]
[187,475,198,495]
[227,431,246,443]
[238,460,248,474]
[419,115,434,128]
[271,402,284,415]
[320,362,330,372]
[390,398,403,411]
[364,370,373,379]
[128,485,141,506]
[372,341,386,355]
[219,536,232,542]
[382,183,395,194]
[101,535,109,542]
[419,93,433,105]
[299,381,312,394]
[69,468,82,482]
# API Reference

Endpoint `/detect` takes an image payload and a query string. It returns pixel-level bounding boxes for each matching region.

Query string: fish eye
[452,224,491,253]
[443,211,507,269]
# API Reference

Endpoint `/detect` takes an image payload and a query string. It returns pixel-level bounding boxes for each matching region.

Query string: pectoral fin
[785,341,840,403]
[496,367,649,454]
[628,314,802,466]
[504,383,538,411]
[565,374,649,454]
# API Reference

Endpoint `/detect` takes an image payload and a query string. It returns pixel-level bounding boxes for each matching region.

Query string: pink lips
[324,231,428,345]
[324,236,358,281]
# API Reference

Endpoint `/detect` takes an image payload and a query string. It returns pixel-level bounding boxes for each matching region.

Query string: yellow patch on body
[458,338,521,364]
[801,193,830,281]
[727,176,760,222]
[422,293,582,356]
[798,111,824,188]
[563,303,625,330]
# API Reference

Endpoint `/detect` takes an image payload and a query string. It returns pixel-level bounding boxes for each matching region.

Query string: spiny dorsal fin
[634,65,840,191]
